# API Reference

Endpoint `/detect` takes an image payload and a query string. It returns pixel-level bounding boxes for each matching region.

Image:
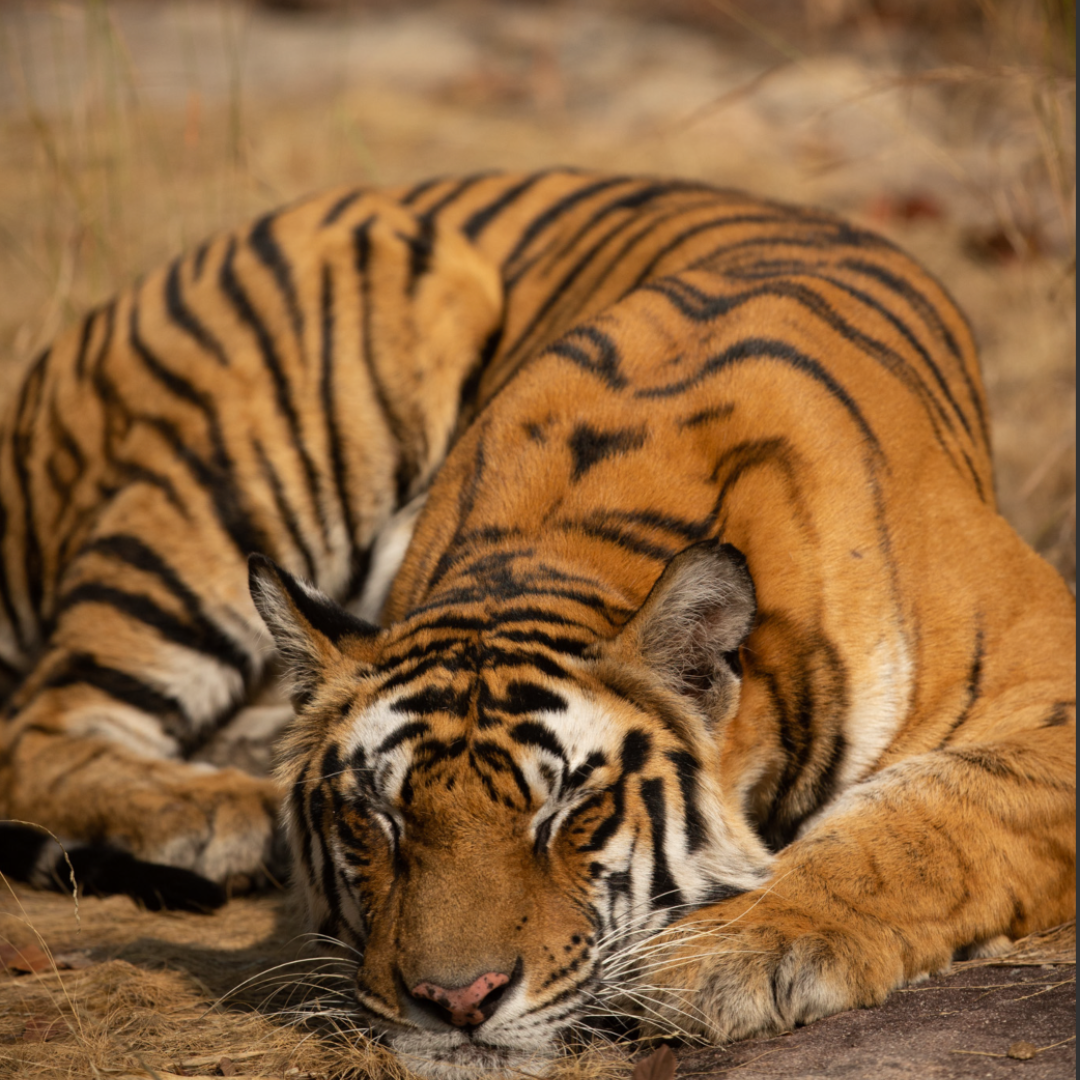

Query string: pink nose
[411,971,511,1027]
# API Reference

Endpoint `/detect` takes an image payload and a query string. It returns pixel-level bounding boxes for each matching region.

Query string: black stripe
[642,272,959,458]
[399,215,435,294]
[192,239,212,279]
[43,651,194,751]
[471,739,532,806]
[501,204,667,361]
[497,680,567,716]
[321,189,363,227]
[83,534,221,624]
[142,414,273,558]
[399,175,444,207]
[45,398,86,510]
[500,175,633,274]
[72,308,99,380]
[353,217,413,503]
[524,180,710,277]
[220,237,330,543]
[377,719,431,753]
[558,519,675,563]
[665,750,708,853]
[698,266,986,498]
[579,778,625,853]
[415,171,497,222]
[290,758,315,877]
[566,750,607,792]
[165,259,230,366]
[621,729,652,773]
[249,211,305,343]
[253,437,319,581]
[938,626,985,746]
[11,349,49,621]
[509,719,569,762]
[111,314,271,558]
[636,331,880,455]
[496,628,591,657]
[310,747,345,928]
[129,299,211,408]
[319,264,366,598]
[842,256,990,452]
[630,211,826,287]
[461,172,552,239]
[640,777,684,910]
[547,326,628,390]
[391,685,470,718]
[1043,700,1074,728]
[54,582,250,676]
[110,461,187,517]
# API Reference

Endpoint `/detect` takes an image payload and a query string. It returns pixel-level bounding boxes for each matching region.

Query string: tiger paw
[637,911,903,1044]
[3,730,284,888]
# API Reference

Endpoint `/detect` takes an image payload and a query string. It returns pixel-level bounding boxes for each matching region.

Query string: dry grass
[0,881,634,1079]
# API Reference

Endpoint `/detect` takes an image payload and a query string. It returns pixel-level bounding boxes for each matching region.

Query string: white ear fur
[249,554,380,707]
[629,541,756,718]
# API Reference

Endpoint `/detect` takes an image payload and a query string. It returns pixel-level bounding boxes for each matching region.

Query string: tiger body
[0,171,1074,1076]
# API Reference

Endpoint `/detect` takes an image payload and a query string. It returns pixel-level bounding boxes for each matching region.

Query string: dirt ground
[0,1,1075,1078]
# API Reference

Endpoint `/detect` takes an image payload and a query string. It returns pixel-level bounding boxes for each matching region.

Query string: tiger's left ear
[614,541,756,722]
[249,554,383,708]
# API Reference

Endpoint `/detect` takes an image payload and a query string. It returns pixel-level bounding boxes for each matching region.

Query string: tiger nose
[410,971,511,1027]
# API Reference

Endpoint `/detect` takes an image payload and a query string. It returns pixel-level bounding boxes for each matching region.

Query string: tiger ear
[617,541,756,722]
[249,554,382,708]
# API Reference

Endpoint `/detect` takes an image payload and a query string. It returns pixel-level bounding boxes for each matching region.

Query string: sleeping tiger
[0,170,1074,1077]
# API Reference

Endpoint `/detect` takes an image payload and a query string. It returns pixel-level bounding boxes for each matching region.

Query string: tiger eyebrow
[377,720,431,754]
[508,720,569,763]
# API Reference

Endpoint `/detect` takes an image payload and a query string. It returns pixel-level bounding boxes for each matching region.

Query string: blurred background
[0,0,1074,583]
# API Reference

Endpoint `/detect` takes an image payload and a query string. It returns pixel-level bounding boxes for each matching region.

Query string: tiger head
[251,541,774,1077]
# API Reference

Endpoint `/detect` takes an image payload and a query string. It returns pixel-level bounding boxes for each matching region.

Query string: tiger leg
[639,614,1075,1040]
[0,484,282,886]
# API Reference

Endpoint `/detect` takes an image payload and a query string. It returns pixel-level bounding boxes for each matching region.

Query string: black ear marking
[249,554,381,706]
[249,554,379,647]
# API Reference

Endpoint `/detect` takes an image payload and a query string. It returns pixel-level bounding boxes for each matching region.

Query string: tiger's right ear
[249,554,383,708]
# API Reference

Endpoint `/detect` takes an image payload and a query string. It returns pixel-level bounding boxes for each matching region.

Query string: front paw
[5,731,284,889]
[637,913,903,1043]
[138,765,284,887]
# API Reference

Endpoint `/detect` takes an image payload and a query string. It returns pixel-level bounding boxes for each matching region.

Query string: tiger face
[252,541,775,1074]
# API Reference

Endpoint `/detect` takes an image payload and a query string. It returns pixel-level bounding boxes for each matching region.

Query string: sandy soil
[0,2,1075,1078]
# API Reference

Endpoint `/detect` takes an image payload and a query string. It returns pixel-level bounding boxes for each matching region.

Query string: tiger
[0,170,1074,1078]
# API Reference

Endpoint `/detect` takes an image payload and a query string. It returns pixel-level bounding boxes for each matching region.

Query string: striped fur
[2,171,1075,1076]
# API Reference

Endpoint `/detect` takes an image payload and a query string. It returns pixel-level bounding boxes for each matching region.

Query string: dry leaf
[217,1058,239,1077]
[632,1044,677,1080]
[1008,1041,1038,1060]
[22,1015,68,1042]
[0,942,52,974]
[0,943,95,974]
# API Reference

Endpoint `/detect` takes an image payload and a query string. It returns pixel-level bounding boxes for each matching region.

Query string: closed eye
[533,812,556,854]
[530,782,610,854]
